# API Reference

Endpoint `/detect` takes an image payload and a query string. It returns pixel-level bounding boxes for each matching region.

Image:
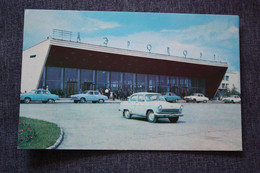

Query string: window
[138,95,145,102]
[88,91,93,95]
[94,92,99,95]
[30,55,36,58]
[226,76,229,81]
[130,95,138,101]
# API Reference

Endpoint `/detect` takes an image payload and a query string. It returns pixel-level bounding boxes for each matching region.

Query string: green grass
[18,117,61,149]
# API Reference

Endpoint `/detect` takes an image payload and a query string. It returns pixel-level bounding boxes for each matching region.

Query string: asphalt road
[19,102,242,151]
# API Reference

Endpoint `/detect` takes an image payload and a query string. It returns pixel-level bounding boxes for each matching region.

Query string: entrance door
[83,82,93,91]
[67,82,77,96]
[182,87,187,97]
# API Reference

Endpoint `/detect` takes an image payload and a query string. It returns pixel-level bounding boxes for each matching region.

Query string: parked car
[20,89,59,103]
[118,92,184,123]
[71,90,108,103]
[184,93,209,103]
[223,95,241,103]
[162,92,181,102]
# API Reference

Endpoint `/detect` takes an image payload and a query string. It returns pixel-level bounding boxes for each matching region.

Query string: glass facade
[39,66,206,97]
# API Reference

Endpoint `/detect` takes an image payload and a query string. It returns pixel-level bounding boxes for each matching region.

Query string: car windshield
[145,94,166,102]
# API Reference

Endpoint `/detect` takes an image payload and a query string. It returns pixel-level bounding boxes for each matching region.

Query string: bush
[50,89,65,97]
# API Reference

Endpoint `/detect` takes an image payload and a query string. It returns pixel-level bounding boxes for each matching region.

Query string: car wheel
[24,98,31,104]
[123,110,132,119]
[98,99,104,103]
[47,99,55,103]
[80,98,86,103]
[168,117,179,123]
[193,99,196,103]
[74,100,79,103]
[232,100,235,104]
[147,111,157,123]
[186,100,189,103]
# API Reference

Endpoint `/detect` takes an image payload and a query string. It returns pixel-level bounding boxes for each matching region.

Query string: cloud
[83,28,239,72]
[160,20,239,47]
[81,18,120,31]
[23,10,120,49]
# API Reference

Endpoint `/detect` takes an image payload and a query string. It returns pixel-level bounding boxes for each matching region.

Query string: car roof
[132,92,161,95]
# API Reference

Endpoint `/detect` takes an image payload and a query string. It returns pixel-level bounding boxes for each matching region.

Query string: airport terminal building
[21,38,228,98]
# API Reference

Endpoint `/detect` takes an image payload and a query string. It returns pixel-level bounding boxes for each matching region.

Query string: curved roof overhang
[45,39,228,98]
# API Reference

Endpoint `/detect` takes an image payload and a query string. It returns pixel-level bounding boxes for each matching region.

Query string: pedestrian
[105,88,109,97]
[78,88,82,94]
[46,85,49,94]
[110,91,113,100]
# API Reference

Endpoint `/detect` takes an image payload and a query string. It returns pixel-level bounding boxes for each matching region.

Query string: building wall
[219,72,241,92]
[21,39,51,92]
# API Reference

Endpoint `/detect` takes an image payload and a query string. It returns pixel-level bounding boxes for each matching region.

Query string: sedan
[119,92,184,123]
[162,92,181,102]
[20,89,59,103]
[184,93,209,103]
[71,90,108,103]
[223,95,241,103]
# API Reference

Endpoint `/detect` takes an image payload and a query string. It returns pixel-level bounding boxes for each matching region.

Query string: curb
[46,126,64,149]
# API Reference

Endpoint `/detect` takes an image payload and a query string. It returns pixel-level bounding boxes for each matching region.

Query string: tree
[225,84,240,97]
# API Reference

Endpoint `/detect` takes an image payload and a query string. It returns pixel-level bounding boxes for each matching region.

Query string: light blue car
[162,92,181,102]
[71,90,108,103]
[20,89,59,103]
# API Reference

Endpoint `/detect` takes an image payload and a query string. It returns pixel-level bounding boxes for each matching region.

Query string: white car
[223,95,241,103]
[118,92,184,123]
[184,93,209,103]
[71,90,108,103]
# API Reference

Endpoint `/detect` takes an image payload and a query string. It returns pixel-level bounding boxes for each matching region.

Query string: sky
[23,10,240,72]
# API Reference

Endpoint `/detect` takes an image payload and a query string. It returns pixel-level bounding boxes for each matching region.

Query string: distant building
[219,72,240,92]
[216,71,240,99]
[21,38,228,98]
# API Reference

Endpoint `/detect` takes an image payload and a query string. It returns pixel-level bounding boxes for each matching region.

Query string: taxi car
[223,95,241,103]
[20,89,59,103]
[71,90,108,103]
[184,93,209,103]
[118,92,184,123]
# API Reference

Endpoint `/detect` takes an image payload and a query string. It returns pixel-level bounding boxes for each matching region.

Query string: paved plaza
[19,102,242,150]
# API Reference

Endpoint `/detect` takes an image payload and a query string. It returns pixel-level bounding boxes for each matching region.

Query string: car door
[33,90,42,101]
[129,95,138,114]
[93,91,100,101]
[41,90,49,101]
[86,91,95,101]
[135,94,146,116]
[198,94,203,102]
